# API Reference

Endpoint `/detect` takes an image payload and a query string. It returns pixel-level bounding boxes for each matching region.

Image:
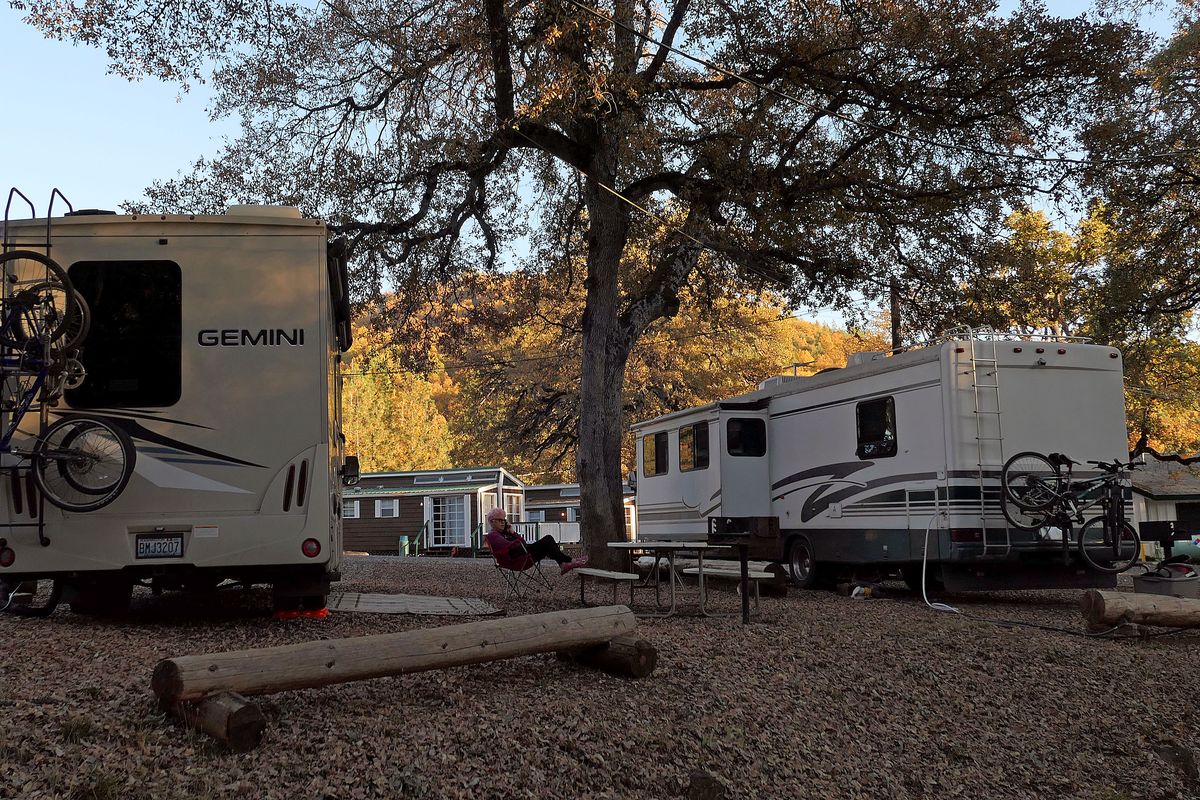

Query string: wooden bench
[682,567,774,612]
[574,568,639,606]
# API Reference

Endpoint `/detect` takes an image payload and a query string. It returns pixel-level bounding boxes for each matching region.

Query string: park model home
[342,468,525,554]
[632,330,1131,592]
[0,204,354,613]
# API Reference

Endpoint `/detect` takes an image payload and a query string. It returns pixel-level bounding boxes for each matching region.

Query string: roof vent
[64,209,116,216]
[846,351,889,368]
[756,375,801,391]
[225,205,303,218]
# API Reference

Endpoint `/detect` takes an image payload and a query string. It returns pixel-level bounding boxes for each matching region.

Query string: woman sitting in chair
[485,507,588,575]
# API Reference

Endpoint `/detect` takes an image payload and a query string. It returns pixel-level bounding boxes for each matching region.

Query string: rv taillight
[1035,347,1044,353]
[1013,346,1022,353]
[955,347,965,353]
[1109,352,1119,358]
[0,547,13,567]
[949,528,983,543]
[302,538,321,558]
[1057,348,1067,355]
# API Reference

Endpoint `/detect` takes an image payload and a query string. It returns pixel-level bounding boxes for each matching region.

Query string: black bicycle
[1001,451,1141,574]
[0,250,135,513]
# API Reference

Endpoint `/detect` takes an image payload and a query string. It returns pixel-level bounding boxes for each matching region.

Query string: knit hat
[486,507,507,522]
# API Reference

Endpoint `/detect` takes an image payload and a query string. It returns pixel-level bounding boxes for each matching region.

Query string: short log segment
[172,692,266,752]
[152,605,636,705]
[1081,590,1200,628]
[556,636,657,678]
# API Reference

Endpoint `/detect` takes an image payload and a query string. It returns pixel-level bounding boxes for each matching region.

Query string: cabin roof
[1132,458,1200,500]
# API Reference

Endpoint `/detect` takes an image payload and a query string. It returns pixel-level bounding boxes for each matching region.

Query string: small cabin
[342,468,525,554]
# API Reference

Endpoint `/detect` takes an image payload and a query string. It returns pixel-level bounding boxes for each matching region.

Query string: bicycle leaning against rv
[1000,451,1141,574]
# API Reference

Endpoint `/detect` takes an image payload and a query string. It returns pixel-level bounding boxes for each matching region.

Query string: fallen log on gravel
[171,692,265,752]
[152,605,638,706]
[556,636,657,678]
[1081,590,1200,628]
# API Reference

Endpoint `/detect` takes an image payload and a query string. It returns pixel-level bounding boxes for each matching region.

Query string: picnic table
[606,540,727,616]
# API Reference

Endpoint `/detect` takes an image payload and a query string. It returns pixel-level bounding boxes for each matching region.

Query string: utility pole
[889,276,902,350]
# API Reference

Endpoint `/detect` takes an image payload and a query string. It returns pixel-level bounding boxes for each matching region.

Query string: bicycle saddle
[1048,452,1077,467]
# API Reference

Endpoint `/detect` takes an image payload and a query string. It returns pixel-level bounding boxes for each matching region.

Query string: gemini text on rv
[197,329,306,346]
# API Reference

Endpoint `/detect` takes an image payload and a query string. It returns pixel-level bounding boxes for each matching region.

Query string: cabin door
[717,409,772,518]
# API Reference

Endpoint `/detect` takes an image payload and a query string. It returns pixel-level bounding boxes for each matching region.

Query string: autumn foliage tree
[15,0,1148,562]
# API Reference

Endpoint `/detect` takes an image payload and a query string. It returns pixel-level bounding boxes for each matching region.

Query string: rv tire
[901,563,944,594]
[67,577,132,616]
[786,535,820,589]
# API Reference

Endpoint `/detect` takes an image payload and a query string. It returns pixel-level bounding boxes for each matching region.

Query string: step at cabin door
[717,408,772,518]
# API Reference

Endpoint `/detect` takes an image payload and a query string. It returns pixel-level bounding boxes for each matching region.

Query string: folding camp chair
[489,537,554,600]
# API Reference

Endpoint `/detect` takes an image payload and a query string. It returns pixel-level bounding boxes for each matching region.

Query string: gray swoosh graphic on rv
[59,413,266,469]
[801,471,939,522]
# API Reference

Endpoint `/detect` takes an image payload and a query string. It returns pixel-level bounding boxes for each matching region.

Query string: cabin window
[66,260,182,408]
[726,418,766,457]
[642,431,669,476]
[375,499,399,518]
[342,500,360,519]
[856,396,897,459]
[679,422,710,471]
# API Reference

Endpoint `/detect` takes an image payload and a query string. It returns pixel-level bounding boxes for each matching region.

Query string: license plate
[136,534,184,559]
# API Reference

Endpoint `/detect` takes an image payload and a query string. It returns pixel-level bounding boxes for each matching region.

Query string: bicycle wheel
[1077,517,1141,574]
[56,292,91,352]
[1001,491,1050,531]
[1002,452,1062,511]
[32,418,136,512]
[0,280,75,350]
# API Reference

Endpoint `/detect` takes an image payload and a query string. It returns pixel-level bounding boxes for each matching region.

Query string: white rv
[0,204,355,613]
[631,331,1130,591]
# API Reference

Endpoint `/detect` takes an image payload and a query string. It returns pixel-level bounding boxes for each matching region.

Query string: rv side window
[726,418,766,457]
[65,260,182,408]
[642,432,669,476]
[856,397,897,459]
[679,422,710,471]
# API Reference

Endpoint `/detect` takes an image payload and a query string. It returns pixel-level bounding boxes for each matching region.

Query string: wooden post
[152,605,636,705]
[738,543,750,625]
[557,636,657,678]
[172,692,266,752]
[1081,590,1200,628]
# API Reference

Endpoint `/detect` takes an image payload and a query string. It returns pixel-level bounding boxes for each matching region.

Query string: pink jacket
[486,529,533,570]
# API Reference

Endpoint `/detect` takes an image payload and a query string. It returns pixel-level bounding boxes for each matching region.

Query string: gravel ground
[1,556,1196,800]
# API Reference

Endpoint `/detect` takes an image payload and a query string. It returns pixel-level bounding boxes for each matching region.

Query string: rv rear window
[856,397,897,459]
[679,422,710,471]
[726,418,766,457]
[643,432,669,477]
[65,260,182,408]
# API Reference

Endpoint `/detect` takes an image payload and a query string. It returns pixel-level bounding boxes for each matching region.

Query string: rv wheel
[901,564,944,594]
[67,577,132,616]
[787,536,819,589]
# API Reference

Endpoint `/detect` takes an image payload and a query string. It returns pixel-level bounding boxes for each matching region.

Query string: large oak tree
[16,0,1145,562]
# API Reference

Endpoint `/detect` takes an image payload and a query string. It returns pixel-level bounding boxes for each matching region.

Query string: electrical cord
[918,510,1149,638]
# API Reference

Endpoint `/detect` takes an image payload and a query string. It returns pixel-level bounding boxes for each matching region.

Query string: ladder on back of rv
[964,333,1010,556]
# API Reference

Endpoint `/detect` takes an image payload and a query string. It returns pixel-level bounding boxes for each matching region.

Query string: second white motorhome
[631,330,1130,591]
[0,203,356,613]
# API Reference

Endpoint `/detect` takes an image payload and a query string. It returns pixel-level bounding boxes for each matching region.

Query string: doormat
[328,592,501,616]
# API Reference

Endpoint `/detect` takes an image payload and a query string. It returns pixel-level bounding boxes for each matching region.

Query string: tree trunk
[578,174,633,569]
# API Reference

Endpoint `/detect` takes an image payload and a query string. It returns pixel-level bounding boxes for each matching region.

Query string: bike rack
[0,187,79,548]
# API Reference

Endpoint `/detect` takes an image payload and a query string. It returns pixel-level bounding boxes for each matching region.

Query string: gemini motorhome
[0,204,356,613]
[631,331,1131,591]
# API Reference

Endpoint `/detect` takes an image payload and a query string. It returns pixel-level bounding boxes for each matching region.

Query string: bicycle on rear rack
[1001,451,1141,574]
[0,249,136,513]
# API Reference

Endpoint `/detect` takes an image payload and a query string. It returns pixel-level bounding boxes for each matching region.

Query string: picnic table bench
[575,567,638,606]
[681,566,773,612]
